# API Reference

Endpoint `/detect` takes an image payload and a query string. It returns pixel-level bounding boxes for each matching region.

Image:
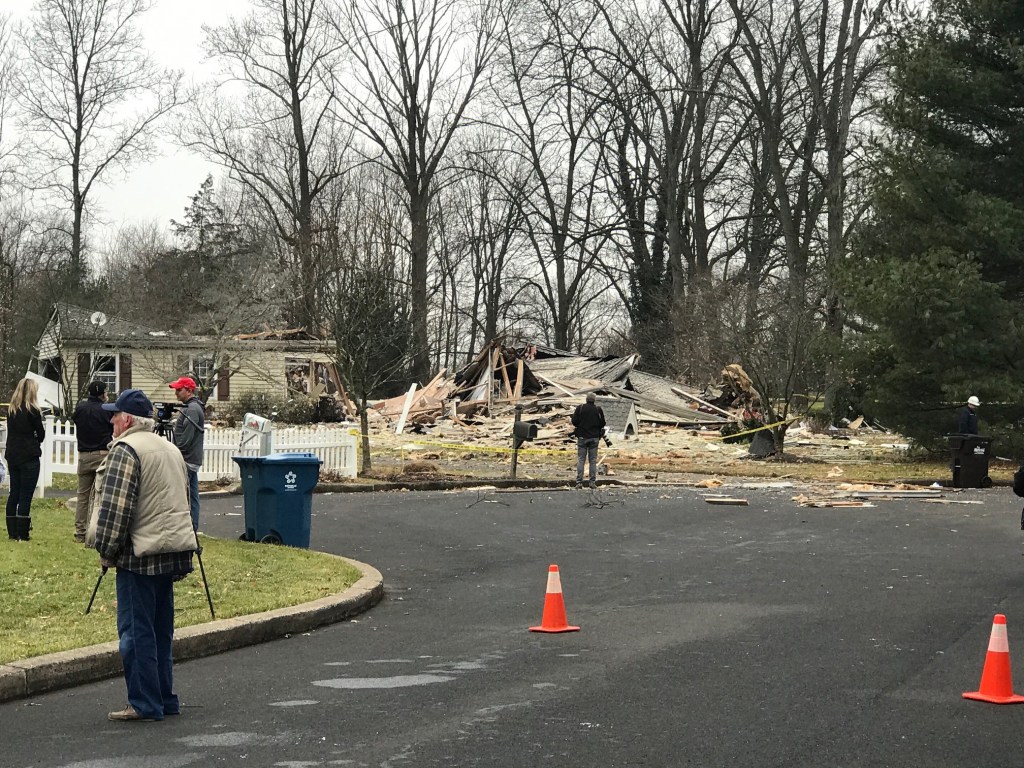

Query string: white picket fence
[1,417,358,495]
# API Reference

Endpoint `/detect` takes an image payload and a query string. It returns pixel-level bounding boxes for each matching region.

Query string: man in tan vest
[91,389,196,722]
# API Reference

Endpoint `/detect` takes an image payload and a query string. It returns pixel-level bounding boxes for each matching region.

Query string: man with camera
[168,377,205,531]
[571,393,607,489]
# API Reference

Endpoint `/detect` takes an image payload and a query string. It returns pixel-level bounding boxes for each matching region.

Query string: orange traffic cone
[963,614,1024,704]
[529,564,580,633]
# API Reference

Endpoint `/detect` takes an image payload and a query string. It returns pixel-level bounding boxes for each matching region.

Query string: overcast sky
[8,0,252,239]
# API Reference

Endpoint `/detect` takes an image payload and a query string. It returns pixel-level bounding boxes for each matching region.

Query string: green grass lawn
[0,499,361,665]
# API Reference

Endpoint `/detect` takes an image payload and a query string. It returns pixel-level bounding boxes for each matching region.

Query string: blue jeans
[187,468,200,531]
[6,458,40,531]
[115,569,179,720]
[576,438,599,484]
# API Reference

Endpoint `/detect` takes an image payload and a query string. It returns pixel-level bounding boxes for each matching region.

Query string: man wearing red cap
[168,376,205,531]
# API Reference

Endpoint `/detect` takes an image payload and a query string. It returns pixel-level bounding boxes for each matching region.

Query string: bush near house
[219,391,345,426]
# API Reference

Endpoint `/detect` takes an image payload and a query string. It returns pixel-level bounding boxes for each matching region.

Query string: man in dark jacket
[571,393,606,489]
[72,381,113,543]
[169,376,205,531]
[957,395,980,434]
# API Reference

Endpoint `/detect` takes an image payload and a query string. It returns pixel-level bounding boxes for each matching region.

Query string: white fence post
[26,419,357,490]
[199,422,358,482]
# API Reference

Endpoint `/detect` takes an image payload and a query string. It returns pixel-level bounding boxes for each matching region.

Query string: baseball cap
[101,389,153,418]
[169,376,197,391]
[87,380,107,397]
[968,396,980,407]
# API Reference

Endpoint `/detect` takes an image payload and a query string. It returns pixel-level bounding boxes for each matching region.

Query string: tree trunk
[360,396,372,474]
[409,192,430,383]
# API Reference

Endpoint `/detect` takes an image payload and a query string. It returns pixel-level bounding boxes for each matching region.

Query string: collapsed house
[367,339,736,446]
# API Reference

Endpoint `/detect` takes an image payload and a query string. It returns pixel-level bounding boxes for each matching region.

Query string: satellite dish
[90,311,108,327]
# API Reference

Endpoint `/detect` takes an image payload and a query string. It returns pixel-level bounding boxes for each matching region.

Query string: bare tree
[447,134,531,360]
[181,0,347,333]
[0,206,77,399]
[0,12,21,198]
[15,0,184,280]
[321,166,413,473]
[0,203,33,389]
[790,0,888,330]
[490,0,616,352]
[330,0,505,382]
[717,0,887,447]
[573,0,749,375]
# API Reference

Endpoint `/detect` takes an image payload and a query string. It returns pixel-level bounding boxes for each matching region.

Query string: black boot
[6,515,16,540]
[15,516,30,541]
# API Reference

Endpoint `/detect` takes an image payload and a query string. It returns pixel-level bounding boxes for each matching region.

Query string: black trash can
[946,434,993,488]
[233,453,322,547]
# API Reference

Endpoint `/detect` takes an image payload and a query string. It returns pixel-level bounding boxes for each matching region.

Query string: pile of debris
[363,339,743,448]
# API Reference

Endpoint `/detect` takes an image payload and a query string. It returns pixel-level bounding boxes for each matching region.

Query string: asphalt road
[5,482,1024,767]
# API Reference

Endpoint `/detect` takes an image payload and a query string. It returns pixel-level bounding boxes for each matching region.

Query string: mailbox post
[510,405,537,479]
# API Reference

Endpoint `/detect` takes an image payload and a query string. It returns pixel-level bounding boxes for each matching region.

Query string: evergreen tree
[847,0,1024,449]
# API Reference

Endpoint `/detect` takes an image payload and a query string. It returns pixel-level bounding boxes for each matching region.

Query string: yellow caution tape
[705,417,800,442]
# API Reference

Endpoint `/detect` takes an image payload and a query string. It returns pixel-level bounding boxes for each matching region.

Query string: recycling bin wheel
[260,533,282,545]
[981,476,993,488]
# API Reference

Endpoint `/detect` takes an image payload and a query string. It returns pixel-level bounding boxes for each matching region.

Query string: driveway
[3,483,1024,767]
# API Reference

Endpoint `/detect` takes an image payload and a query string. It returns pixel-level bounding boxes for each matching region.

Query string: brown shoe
[107,705,156,722]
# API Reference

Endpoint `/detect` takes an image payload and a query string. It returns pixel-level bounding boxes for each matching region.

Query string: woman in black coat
[5,377,46,541]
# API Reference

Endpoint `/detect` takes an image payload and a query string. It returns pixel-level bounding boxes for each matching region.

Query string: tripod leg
[85,567,108,615]
[194,534,215,620]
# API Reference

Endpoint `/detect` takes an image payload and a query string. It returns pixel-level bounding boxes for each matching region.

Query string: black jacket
[73,395,113,451]
[957,406,978,435]
[571,401,606,440]
[5,407,45,466]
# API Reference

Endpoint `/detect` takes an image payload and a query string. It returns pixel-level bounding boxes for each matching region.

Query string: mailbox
[239,411,274,455]
[513,420,538,442]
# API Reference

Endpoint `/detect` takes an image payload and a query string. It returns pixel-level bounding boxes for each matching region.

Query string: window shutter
[77,353,90,399]
[217,366,230,401]
[118,354,132,390]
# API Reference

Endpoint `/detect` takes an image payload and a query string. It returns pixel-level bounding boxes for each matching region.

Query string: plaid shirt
[94,434,194,577]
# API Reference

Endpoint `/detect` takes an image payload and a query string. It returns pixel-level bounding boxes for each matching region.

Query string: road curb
[0,555,384,704]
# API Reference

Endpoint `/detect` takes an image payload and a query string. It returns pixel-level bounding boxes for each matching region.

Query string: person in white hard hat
[957,396,980,434]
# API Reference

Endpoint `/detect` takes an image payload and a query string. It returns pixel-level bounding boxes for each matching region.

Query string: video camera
[153,401,182,440]
[154,401,180,424]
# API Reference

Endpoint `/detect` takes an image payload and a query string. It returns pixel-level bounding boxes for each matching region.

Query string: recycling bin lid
[260,452,323,464]
[233,452,322,465]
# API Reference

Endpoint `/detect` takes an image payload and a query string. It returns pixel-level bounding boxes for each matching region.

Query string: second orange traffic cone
[529,564,580,633]
[963,614,1024,704]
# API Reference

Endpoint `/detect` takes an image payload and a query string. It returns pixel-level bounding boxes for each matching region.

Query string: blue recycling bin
[233,453,322,547]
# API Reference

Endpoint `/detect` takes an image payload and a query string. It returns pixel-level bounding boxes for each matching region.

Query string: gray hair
[131,416,155,432]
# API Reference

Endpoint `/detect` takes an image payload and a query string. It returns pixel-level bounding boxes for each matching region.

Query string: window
[92,354,117,392]
[186,355,218,400]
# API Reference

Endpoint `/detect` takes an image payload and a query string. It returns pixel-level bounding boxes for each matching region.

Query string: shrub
[222,391,318,426]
